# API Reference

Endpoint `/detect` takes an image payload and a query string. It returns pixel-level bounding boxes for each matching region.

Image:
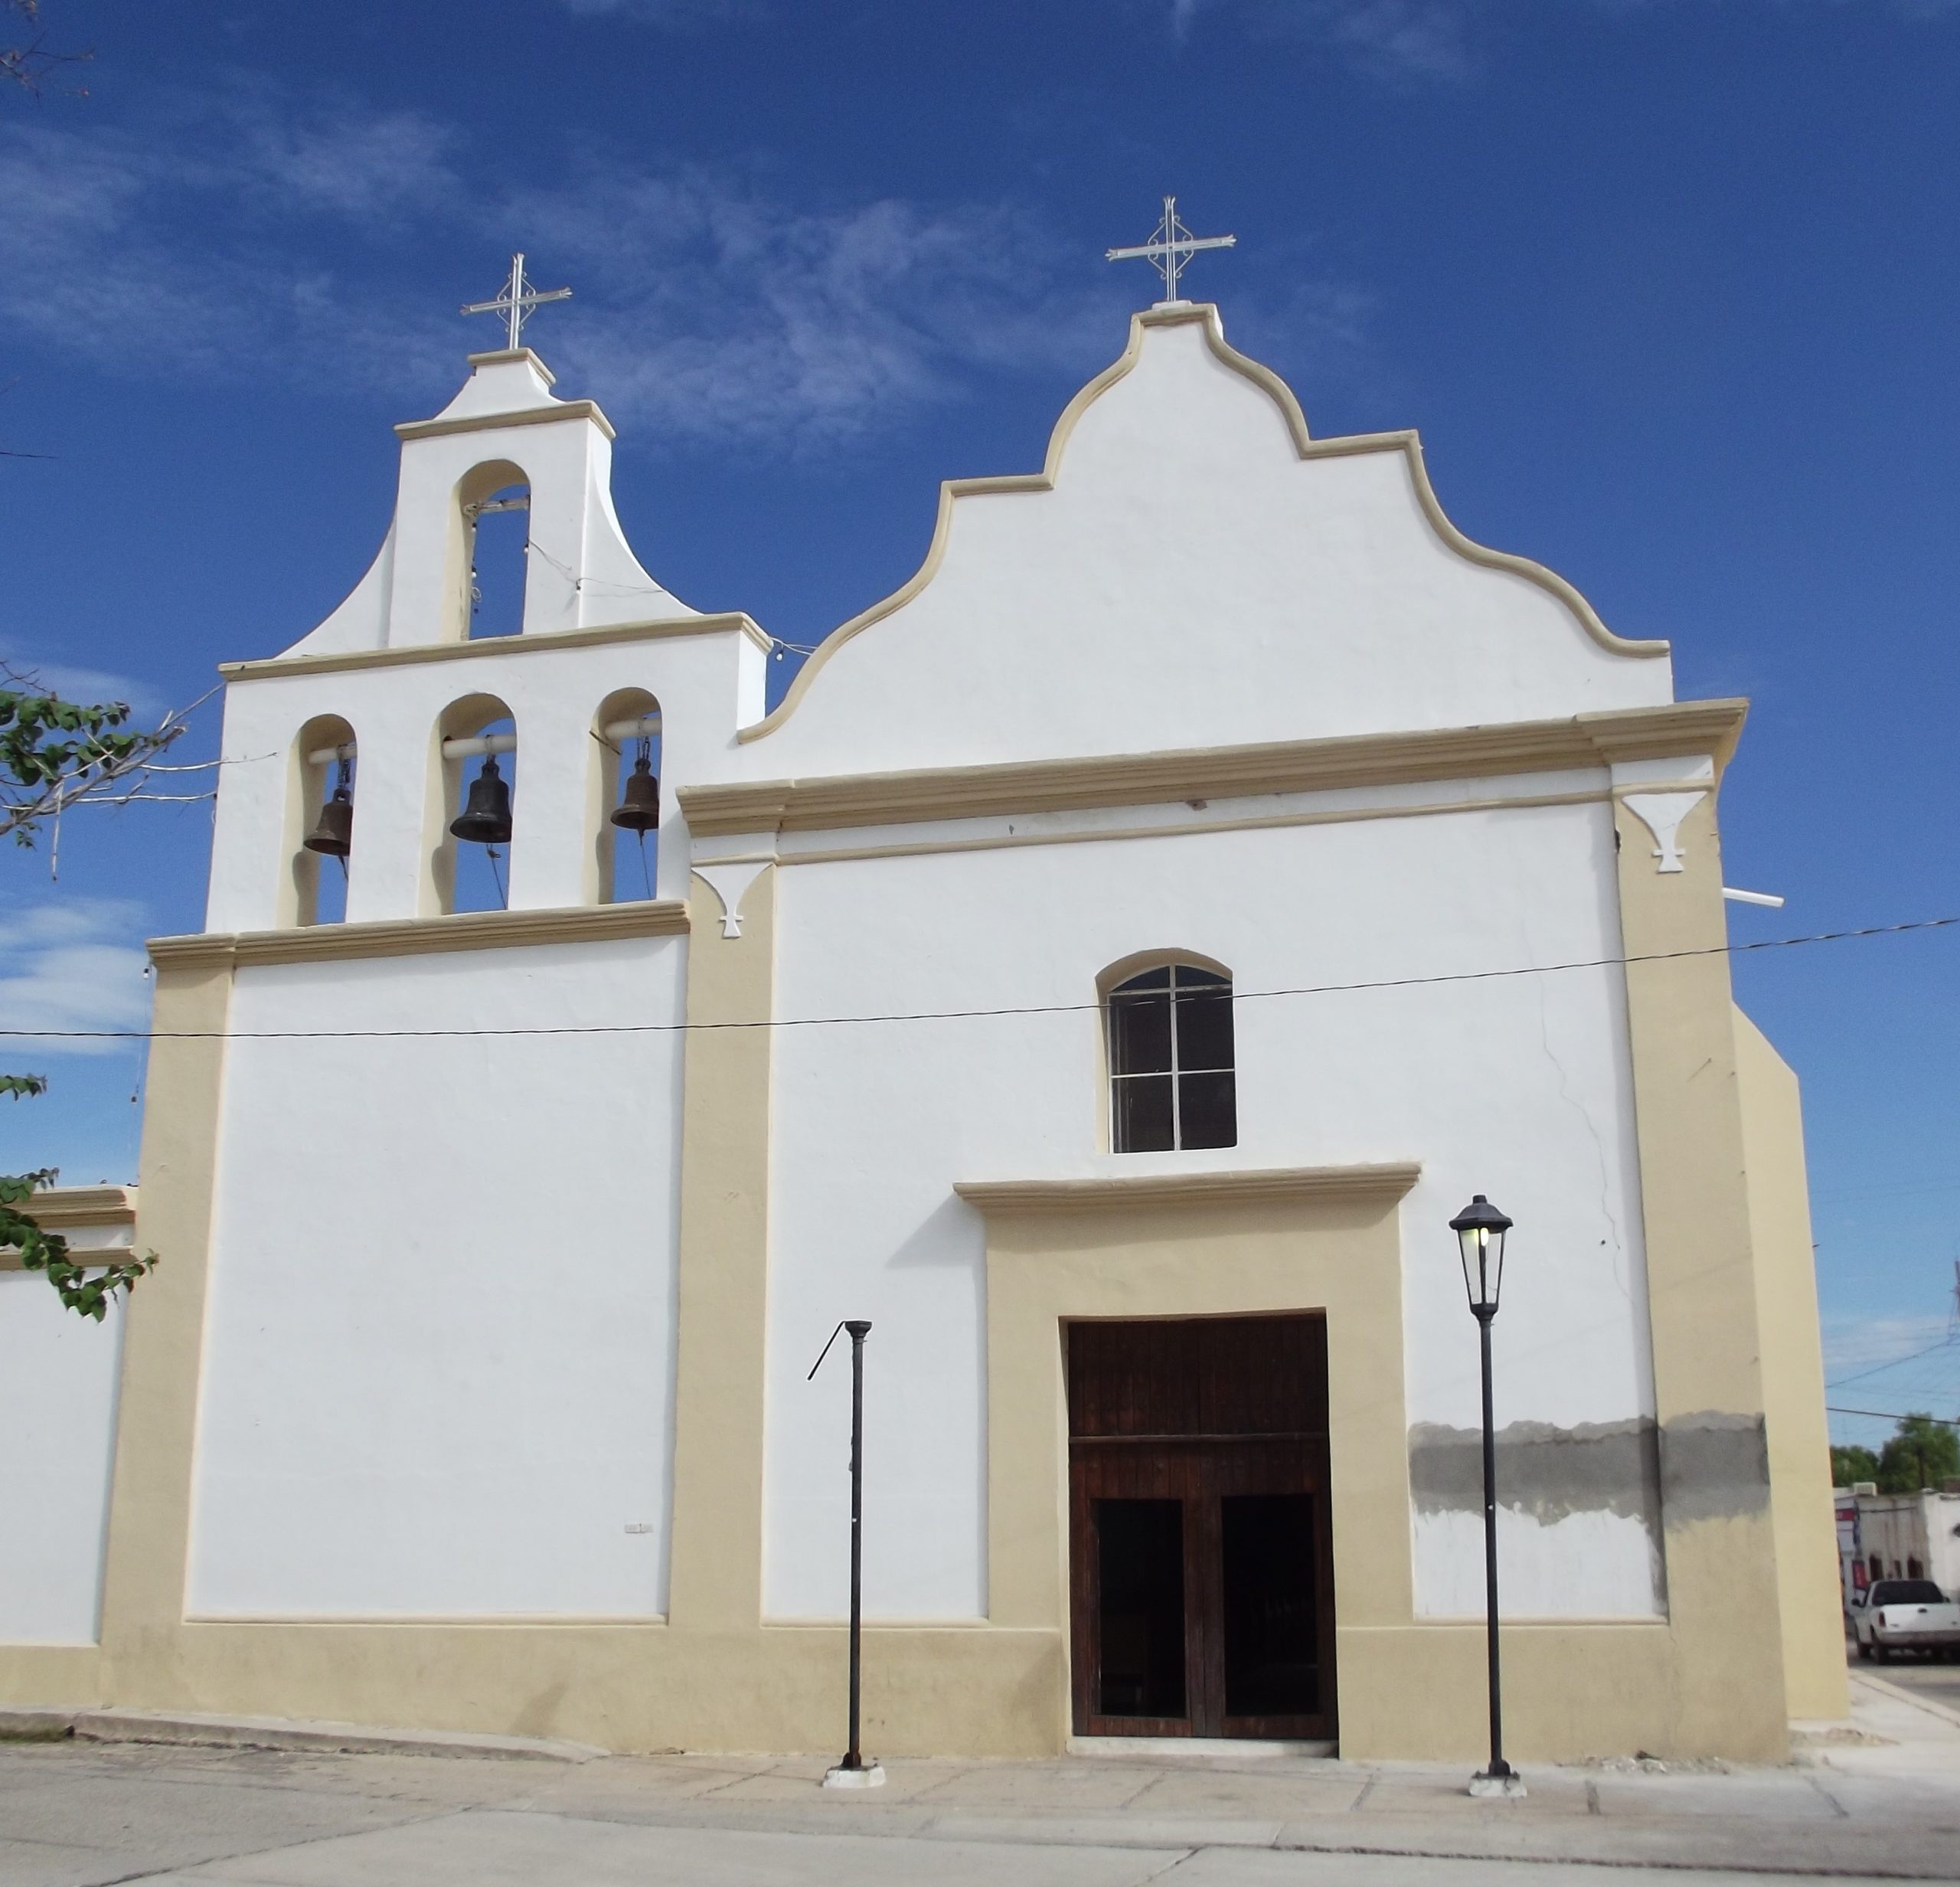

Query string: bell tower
[284,346,697,662]
[201,342,769,933]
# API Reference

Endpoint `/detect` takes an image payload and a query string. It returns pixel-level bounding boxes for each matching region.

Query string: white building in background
[0,293,1847,1759]
[1839,1485,1960,1602]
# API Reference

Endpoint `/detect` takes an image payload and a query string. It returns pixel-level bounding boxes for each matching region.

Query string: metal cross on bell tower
[1106,197,1236,305]
[461,253,573,352]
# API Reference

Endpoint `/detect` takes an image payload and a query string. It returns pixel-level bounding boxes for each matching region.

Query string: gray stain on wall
[1408,1411,1769,1529]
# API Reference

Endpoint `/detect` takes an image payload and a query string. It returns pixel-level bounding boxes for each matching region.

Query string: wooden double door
[1067,1315,1336,1742]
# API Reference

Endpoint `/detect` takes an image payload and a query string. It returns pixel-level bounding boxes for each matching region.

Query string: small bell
[450,753,513,845]
[303,760,354,858]
[609,746,660,834]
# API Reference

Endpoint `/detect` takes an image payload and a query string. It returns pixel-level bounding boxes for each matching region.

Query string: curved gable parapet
[736,303,1670,772]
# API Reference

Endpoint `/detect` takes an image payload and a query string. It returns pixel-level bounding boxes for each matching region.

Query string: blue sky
[2,0,1955,1445]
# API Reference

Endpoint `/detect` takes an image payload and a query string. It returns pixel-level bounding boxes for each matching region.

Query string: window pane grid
[1108,963,1236,1153]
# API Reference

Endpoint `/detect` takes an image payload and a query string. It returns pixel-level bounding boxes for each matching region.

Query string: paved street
[1853,1647,1960,1715]
[5,1673,1960,1887]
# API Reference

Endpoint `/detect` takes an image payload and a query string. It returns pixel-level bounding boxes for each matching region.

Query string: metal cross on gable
[461,253,573,352]
[1106,197,1236,305]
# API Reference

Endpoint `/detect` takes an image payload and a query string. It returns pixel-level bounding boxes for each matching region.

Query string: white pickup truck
[1852,1578,1960,1662]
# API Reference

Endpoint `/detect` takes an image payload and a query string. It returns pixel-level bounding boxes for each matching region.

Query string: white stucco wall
[762,791,1661,1624]
[731,312,1672,780]
[0,1274,122,1643]
[186,937,684,1618]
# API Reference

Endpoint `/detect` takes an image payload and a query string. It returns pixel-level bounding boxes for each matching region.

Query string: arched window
[430,694,516,914]
[1104,960,1236,1153]
[455,460,530,639]
[590,688,663,904]
[283,713,356,927]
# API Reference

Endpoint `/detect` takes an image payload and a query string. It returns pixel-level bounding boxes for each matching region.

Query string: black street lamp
[808,1318,883,1790]
[1450,1192,1524,1799]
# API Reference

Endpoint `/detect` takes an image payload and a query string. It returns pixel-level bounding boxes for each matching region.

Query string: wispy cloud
[0,900,151,1058]
[1,96,1364,453]
[1162,0,1958,81]
[0,106,472,388]
[1,645,167,718]
[231,103,460,221]
[558,0,770,21]
[502,168,1125,446]
[1822,1313,1955,1383]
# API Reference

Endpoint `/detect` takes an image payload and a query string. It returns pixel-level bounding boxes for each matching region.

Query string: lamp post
[808,1318,883,1790]
[1451,1192,1524,1799]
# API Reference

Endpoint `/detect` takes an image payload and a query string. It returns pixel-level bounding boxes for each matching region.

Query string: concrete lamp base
[822,1762,886,1790]
[1468,1771,1527,1799]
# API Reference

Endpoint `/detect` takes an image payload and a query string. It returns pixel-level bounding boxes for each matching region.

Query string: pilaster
[96,957,233,1701]
[1613,780,1790,1758]
[666,866,776,1630]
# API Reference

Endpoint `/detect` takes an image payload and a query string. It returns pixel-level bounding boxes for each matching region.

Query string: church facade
[0,299,1847,1759]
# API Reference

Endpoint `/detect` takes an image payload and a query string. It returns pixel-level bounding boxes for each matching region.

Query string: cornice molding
[14,1186,137,1229]
[740,301,1666,746]
[394,399,616,443]
[149,900,690,971]
[682,699,1748,840]
[219,613,770,683]
[1,1185,139,1270]
[955,1163,1422,1216]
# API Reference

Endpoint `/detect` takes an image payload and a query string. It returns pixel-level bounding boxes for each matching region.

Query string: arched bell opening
[427,693,517,915]
[589,687,662,904]
[283,713,357,927]
[452,459,531,641]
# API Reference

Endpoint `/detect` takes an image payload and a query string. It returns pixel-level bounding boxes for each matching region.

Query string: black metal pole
[1476,1303,1512,1783]
[841,1319,871,1771]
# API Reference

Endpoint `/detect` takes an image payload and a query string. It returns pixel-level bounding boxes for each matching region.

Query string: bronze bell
[303,786,354,858]
[609,751,660,833]
[449,754,513,845]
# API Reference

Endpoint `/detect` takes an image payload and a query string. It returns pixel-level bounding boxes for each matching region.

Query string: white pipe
[1722,888,1785,908]
[309,715,658,768]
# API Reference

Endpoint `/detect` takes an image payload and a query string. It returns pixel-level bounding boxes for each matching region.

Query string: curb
[1849,1671,1960,1732]
[1,1705,602,1764]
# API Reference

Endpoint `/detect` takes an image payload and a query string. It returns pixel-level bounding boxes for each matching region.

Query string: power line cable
[1827,1336,1958,1391]
[1828,1406,1960,1428]
[1,913,1952,1046]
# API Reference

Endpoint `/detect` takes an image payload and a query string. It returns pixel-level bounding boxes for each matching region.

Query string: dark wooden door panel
[1067,1316,1338,1743]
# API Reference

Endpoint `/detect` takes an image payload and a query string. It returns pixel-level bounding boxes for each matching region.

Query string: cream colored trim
[1612,786,1793,1760]
[149,900,690,971]
[11,1186,136,1231]
[742,301,1666,744]
[0,1245,132,1271]
[185,1613,667,1627]
[666,868,776,1634]
[775,787,1609,870]
[394,400,616,443]
[956,1163,1419,1216]
[220,613,770,683]
[0,1182,138,1271]
[688,700,1746,839]
[465,348,556,382]
[96,957,232,1695]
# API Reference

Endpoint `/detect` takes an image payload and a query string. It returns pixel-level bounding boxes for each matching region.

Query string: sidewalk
[2,1673,1956,1884]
